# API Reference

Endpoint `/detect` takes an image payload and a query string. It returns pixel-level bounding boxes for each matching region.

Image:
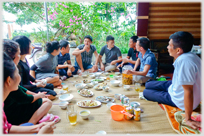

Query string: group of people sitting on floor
[3,31,201,134]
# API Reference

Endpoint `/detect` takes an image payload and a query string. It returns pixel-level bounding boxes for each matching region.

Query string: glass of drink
[106,77,110,81]
[63,85,69,92]
[67,105,77,125]
[135,83,141,93]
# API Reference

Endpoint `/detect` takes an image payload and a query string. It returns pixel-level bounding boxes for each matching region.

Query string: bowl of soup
[79,110,90,120]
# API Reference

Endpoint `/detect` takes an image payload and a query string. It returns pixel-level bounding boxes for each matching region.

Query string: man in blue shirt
[143,31,201,130]
[124,37,158,83]
[95,35,122,72]
[72,35,99,73]
[117,36,140,72]
[58,40,78,78]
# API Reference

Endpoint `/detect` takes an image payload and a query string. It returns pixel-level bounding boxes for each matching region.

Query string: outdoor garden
[3,2,137,54]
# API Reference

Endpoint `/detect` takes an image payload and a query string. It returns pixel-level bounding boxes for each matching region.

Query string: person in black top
[12,36,57,100]
[117,36,140,72]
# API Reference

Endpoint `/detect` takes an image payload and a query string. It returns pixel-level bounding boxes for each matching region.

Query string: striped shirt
[77,44,96,64]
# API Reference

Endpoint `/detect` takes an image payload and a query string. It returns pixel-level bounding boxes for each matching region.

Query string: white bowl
[104,72,109,76]
[106,102,116,110]
[59,101,68,109]
[124,85,130,90]
[87,83,94,88]
[102,86,110,92]
[114,93,122,100]
[75,83,87,90]
[94,72,102,77]
[110,80,121,87]
[79,110,90,120]
[59,94,73,102]
[82,74,88,78]
[115,72,121,75]
[90,74,96,79]
[73,75,79,78]
[91,81,98,85]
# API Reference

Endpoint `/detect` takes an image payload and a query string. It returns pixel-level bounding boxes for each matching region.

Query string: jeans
[143,80,177,107]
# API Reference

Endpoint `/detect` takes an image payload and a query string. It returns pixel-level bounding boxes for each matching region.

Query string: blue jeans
[58,66,78,78]
[75,61,93,70]
[143,80,177,107]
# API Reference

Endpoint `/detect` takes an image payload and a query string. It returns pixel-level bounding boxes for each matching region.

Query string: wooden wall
[148,2,201,40]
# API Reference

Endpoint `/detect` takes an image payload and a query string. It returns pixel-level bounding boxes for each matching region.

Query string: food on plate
[94,83,107,90]
[96,96,114,102]
[82,79,91,83]
[79,89,93,96]
[78,100,98,107]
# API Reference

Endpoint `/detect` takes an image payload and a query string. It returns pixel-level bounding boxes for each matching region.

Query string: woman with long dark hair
[12,36,57,100]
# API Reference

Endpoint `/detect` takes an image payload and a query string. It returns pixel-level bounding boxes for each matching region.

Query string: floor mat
[160,104,201,134]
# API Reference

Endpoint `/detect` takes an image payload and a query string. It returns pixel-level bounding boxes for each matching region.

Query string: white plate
[77,100,101,108]
[91,78,104,83]
[78,89,94,97]
[59,94,74,102]
[93,84,103,90]
[96,96,115,103]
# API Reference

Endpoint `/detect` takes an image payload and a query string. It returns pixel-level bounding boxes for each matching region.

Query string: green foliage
[4,2,137,54]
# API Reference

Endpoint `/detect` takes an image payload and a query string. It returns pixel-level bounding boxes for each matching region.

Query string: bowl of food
[59,101,68,109]
[95,72,102,77]
[110,80,121,87]
[115,72,121,75]
[91,81,98,85]
[102,86,110,92]
[123,85,130,90]
[104,72,109,76]
[75,83,87,90]
[106,102,116,110]
[59,94,74,102]
[114,76,121,80]
[79,110,90,120]
[87,82,94,88]
[82,74,88,78]
[89,74,95,79]
[73,75,79,78]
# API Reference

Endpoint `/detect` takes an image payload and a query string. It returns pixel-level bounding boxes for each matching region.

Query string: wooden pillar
[136,3,150,37]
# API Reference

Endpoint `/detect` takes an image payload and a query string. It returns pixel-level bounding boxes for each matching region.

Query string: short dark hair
[106,35,114,42]
[3,39,19,60]
[84,35,93,42]
[3,52,16,83]
[169,31,194,53]
[130,36,138,43]
[46,40,60,53]
[12,35,31,55]
[137,37,150,50]
[59,40,69,49]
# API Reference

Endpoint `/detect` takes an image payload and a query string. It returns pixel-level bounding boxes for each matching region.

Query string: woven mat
[49,74,176,134]
[161,104,201,134]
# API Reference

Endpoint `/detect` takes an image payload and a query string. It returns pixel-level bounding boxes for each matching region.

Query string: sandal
[39,113,54,123]
[52,115,61,123]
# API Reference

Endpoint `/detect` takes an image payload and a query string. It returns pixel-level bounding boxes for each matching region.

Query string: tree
[3,2,136,53]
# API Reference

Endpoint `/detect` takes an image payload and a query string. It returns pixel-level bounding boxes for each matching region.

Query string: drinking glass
[67,105,77,125]
[135,83,141,93]
[63,85,69,92]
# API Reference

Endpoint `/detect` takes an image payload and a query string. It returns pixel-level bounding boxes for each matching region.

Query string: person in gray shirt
[30,41,62,88]
[72,35,99,73]
[95,35,122,72]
